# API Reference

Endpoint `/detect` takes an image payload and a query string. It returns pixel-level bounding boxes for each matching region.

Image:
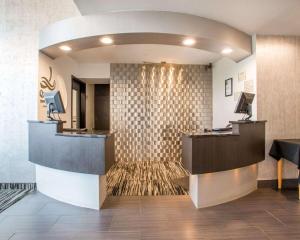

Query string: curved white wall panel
[39,11,252,62]
[190,164,258,208]
[36,165,106,209]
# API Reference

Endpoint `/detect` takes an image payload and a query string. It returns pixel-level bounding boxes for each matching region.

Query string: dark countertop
[56,130,113,138]
[27,120,66,124]
[182,131,239,138]
[28,120,113,138]
[182,120,266,174]
[229,120,267,124]
[28,121,115,175]
[183,121,267,138]
[272,139,300,144]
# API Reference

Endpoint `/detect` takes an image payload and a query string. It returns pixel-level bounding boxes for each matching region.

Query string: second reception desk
[182,121,266,208]
[28,120,115,209]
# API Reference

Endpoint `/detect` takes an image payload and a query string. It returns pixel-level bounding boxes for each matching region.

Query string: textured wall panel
[0,0,80,182]
[257,36,300,180]
[110,64,212,162]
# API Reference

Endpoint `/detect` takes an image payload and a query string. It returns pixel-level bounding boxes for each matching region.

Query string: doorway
[71,77,86,129]
[94,84,110,130]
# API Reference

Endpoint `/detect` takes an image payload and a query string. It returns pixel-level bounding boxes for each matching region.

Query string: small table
[269,139,300,199]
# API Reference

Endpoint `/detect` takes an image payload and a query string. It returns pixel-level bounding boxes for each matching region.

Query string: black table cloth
[269,139,300,169]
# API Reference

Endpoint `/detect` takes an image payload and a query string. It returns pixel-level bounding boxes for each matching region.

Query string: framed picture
[225,78,233,97]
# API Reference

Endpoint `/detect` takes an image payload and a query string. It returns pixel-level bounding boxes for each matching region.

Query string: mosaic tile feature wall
[110,64,212,162]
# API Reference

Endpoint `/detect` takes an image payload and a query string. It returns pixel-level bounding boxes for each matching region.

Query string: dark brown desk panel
[28,120,115,175]
[182,121,266,174]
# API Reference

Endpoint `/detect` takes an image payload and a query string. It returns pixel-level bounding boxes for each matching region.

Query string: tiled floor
[0,189,299,240]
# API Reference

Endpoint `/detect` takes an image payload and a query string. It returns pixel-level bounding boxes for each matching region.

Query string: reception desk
[28,120,115,209]
[182,121,266,208]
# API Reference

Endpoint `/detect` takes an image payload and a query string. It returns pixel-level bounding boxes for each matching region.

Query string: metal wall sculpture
[110,63,212,163]
[39,66,56,104]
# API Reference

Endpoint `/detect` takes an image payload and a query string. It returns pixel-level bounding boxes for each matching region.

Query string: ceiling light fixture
[182,38,196,46]
[100,36,113,44]
[59,45,72,51]
[221,47,233,54]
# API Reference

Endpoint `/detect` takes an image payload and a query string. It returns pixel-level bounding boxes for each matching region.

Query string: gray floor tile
[0,188,298,240]
[0,215,59,233]
[0,214,7,223]
[0,233,14,240]
[37,202,97,216]
[50,215,112,232]
[10,231,141,240]
[1,198,47,216]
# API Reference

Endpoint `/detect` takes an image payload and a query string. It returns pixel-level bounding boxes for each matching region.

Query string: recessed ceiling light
[222,47,233,54]
[100,36,113,44]
[182,38,196,46]
[59,45,72,51]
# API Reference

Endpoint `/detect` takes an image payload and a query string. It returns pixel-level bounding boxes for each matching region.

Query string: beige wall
[39,53,110,129]
[257,36,300,180]
[39,53,78,127]
[0,0,80,183]
[213,55,257,128]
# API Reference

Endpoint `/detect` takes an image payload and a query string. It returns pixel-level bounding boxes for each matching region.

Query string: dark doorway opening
[94,84,110,130]
[71,76,86,129]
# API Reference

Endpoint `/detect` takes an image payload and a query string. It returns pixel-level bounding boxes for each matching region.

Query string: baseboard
[258,179,298,189]
[0,183,36,190]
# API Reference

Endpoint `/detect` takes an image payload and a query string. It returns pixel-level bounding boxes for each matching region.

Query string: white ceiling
[74,0,300,35]
[70,44,220,64]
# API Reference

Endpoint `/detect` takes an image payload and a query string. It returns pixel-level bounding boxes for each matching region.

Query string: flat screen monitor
[44,91,65,120]
[234,92,255,120]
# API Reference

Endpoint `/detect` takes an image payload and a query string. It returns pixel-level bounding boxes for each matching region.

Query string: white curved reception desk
[28,120,115,209]
[183,121,266,208]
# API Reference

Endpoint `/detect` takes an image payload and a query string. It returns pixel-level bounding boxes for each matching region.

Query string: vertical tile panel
[110,64,212,162]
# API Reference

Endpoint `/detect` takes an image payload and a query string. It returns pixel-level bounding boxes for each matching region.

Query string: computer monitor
[44,90,65,120]
[234,92,255,121]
